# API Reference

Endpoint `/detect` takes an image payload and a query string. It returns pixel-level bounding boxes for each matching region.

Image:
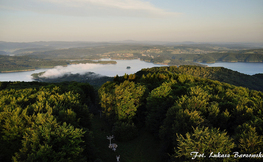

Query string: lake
[0,60,262,82]
[199,62,263,75]
[0,59,166,81]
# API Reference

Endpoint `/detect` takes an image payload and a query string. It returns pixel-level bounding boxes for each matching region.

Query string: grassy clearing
[91,115,161,162]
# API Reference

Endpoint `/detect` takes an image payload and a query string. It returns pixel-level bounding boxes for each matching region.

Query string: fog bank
[41,63,103,78]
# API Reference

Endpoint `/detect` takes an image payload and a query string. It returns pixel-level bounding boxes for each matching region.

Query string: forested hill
[1,66,263,161]
[136,65,263,92]
[99,68,263,161]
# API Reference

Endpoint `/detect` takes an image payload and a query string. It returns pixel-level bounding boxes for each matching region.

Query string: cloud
[43,0,165,12]
[1,0,180,17]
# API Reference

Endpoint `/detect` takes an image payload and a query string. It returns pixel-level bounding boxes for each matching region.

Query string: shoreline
[0,69,36,73]
[0,59,262,76]
[0,60,118,73]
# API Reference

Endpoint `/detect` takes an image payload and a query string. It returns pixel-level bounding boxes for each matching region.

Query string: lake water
[0,59,166,81]
[199,62,263,75]
[0,60,262,82]
[0,69,51,82]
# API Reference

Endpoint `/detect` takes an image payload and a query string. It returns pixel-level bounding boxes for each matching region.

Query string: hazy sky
[0,0,262,42]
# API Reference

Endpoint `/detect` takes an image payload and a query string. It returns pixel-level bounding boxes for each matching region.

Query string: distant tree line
[0,55,116,72]
[140,53,263,64]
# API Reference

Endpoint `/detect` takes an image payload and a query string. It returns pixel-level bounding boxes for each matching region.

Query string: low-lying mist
[37,59,167,78]
[40,63,103,78]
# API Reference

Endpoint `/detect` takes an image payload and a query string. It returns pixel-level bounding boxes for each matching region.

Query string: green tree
[99,80,146,123]
[13,113,85,162]
[146,82,174,137]
[175,127,235,161]
[238,124,263,154]
[112,121,138,141]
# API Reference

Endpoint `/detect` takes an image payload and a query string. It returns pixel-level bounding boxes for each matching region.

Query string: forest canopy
[0,82,97,161]
[98,66,263,161]
[1,65,263,161]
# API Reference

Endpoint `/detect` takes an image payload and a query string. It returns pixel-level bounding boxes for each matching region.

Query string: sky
[0,0,262,43]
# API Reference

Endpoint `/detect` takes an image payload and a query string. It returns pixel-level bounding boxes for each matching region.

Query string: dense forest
[0,82,98,161]
[99,67,263,161]
[1,31,263,162]
[1,65,263,161]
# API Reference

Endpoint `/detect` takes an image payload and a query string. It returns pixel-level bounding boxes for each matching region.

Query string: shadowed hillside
[32,72,113,87]
[136,65,263,92]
